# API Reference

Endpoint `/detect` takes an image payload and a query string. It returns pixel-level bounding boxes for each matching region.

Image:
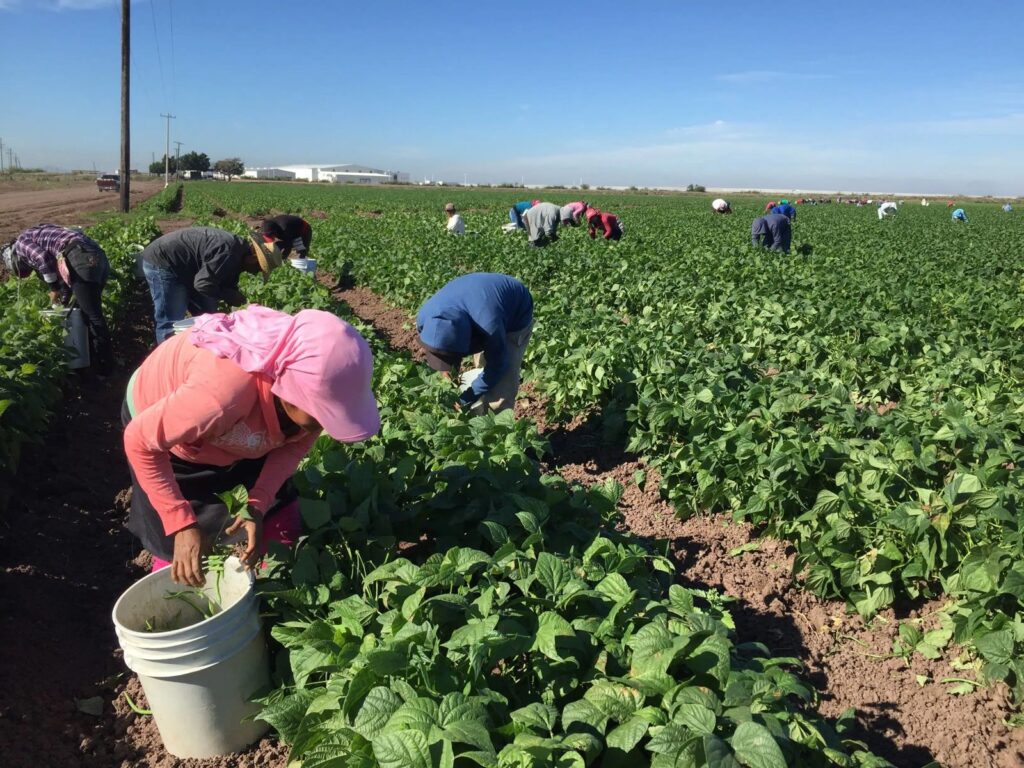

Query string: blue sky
[1,0,1022,194]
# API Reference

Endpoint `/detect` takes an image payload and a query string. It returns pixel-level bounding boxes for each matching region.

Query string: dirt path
[0,180,164,241]
[326,282,1024,768]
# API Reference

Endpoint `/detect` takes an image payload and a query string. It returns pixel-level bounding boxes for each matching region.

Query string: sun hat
[248,236,284,276]
[190,306,381,443]
[444,203,456,213]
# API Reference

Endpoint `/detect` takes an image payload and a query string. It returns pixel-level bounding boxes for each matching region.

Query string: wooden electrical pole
[119,0,130,212]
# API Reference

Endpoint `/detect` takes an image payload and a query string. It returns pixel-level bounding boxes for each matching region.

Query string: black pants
[65,242,112,374]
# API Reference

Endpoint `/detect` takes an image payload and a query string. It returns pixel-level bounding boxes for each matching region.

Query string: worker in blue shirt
[416,273,534,413]
[508,199,540,229]
[952,208,968,222]
[1003,203,1013,213]
[751,213,792,253]
[773,199,797,221]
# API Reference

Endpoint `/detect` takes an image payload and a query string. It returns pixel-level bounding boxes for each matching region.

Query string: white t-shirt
[711,198,729,212]
[446,214,465,235]
[878,202,898,219]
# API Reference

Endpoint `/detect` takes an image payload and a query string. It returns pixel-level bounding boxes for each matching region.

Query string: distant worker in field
[586,206,624,240]
[508,199,540,229]
[751,212,792,253]
[416,272,534,414]
[444,203,465,235]
[1003,203,1013,213]
[122,305,380,586]
[2,223,112,375]
[773,199,797,221]
[764,200,778,213]
[564,200,588,223]
[523,201,563,247]
[952,208,968,222]
[259,214,312,260]
[139,227,283,343]
[878,201,898,220]
[711,198,732,214]
[921,198,929,206]
[558,201,588,227]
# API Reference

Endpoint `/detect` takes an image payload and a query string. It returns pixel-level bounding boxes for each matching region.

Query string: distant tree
[149,155,177,175]
[179,151,211,172]
[686,183,706,192]
[214,158,244,180]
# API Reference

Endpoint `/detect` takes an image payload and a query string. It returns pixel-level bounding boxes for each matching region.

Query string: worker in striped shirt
[2,223,112,374]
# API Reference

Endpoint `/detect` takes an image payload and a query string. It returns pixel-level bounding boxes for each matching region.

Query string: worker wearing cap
[509,199,540,229]
[712,198,731,214]
[444,203,465,235]
[774,199,797,221]
[523,202,563,247]
[139,226,283,343]
[260,215,312,259]
[878,201,898,220]
[952,208,968,222]
[2,224,113,374]
[751,213,792,253]
[416,273,534,414]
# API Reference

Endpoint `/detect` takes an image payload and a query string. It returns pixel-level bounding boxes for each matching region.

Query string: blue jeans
[142,260,190,343]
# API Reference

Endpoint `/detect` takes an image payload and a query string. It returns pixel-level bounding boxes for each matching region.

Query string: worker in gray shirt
[522,202,563,247]
[751,213,792,254]
[139,227,283,342]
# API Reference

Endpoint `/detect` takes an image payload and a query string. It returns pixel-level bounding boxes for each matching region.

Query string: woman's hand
[225,506,264,568]
[172,526,206,587]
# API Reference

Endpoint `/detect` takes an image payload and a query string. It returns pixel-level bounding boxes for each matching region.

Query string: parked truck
[96,174,120,192]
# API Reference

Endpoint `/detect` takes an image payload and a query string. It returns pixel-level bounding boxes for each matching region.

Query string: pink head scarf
[189,305,380,442]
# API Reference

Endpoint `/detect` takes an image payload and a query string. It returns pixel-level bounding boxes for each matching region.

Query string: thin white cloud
[903,112,1024,136]
[715,70,832,84]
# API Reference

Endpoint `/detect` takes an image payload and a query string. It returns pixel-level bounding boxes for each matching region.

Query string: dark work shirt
[751,214,792,253]
[140,227,250,312]
[260,215,312,257]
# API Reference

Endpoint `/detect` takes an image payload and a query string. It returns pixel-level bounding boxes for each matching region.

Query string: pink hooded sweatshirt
[124,305,379,536]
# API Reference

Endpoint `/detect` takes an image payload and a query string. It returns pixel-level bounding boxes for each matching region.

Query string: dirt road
[0,180,164,241]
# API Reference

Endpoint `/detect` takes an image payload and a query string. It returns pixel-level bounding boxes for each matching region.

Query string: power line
[149,0,166,106]
[167,0,176,109]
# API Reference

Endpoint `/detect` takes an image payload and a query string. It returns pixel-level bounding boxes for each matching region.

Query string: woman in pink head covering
[122,305,380,586]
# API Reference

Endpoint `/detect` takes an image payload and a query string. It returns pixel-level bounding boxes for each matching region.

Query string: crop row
[231,258,890,767]
[0,215,161,481]
[193,182,1024,706]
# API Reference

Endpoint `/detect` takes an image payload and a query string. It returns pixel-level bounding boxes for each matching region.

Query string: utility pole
[119,0,131,211]
[0,137,4,173]
[160,112,176,187]
[173,140,183,179]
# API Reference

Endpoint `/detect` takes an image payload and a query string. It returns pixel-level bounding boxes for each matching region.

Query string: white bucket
[42,307,90,369]
[111,557,270,758]
[172,318,195,335]
[289,258,317,275]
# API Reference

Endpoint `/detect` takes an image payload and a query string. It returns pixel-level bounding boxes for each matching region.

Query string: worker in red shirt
[585,207,623,241]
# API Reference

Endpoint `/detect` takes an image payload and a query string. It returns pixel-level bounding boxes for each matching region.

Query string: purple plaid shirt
[14,224,97,285]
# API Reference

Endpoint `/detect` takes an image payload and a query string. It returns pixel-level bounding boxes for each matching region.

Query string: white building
[242,167,296,180]
[244,164,408,184]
